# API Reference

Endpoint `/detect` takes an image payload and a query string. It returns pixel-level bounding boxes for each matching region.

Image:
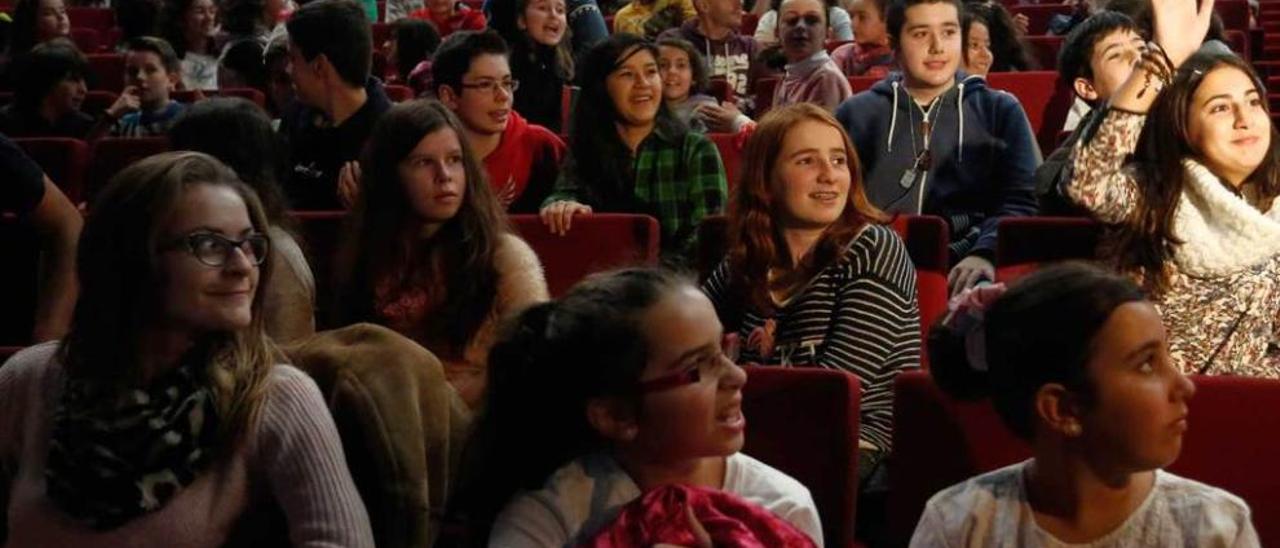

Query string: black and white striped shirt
[702,224,921,451]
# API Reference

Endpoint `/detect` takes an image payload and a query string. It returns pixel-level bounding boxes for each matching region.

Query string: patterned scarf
[45,359,220,530]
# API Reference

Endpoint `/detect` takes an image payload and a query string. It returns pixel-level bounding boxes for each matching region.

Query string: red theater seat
[86,137,170,202]
[742,366,861,547]
[87,53,126,92]
[0,215,39,347]
[994,216,1102,283]
[847,75,878,94]
[14,137,90,204]
[384,84,414,102]
[290,210,347,328]
[707,132,742,192]
[708,77,734,103]
[889,215,948,366]
[510,214,661,297]
[986,71,1072,153]
[69,27,101,53]
[67,6,114,31]
[753,77,779,117]
[889,371,1280,546]
[1217,0,1250,33]
[372,22,393,49]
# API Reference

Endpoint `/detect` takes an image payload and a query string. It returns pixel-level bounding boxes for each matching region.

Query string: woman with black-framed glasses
[450,268,823,547]
[0,152,373,546]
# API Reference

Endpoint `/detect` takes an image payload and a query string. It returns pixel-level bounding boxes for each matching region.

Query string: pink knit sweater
[0,342,374,547]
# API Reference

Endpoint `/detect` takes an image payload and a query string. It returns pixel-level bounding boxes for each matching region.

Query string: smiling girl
[332,100,548,408]
[1067,0,1280,376]
[491,0,575,133]
[455,268,823,546]
[540,34,727,259]
[703,103,919,486]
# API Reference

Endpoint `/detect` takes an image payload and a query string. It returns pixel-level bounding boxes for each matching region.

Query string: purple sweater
[0,342,374,548]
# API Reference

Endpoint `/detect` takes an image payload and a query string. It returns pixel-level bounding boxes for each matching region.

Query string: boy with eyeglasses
[433,30,566,213]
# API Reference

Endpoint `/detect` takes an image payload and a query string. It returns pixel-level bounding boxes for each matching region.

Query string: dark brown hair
[1108,51,1280,294]
[332,99,510,352]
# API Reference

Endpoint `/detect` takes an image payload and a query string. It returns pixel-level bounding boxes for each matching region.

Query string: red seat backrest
[69,27,101,53]
[708,77,734,103]
[0,214,40,346]
[848,75,878,94]
[371,22,393,50]
[86,137,170,202]
[889,371,1280,546]
[741,366,861,548]
[290,210,347,328]
[1217,0,1250,33]
[1225,29,1249,62]
[740,12,759,35]
[986,71,1069,151]
[384,84,414,102]
[510,214,661,297]
[994,216,1102,283]
[753,77,779,117]
[707,132,742,193]
[86,53,126,92]
[67,6,115,31]
[889,215,948,367]
[888,370,1029,544]
[14,137,90,204]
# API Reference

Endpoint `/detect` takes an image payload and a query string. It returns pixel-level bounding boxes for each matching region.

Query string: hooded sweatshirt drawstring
[887,81,900,151]
[957,81,965,164]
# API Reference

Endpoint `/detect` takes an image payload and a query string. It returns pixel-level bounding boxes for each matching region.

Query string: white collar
[1171,158,1280,277]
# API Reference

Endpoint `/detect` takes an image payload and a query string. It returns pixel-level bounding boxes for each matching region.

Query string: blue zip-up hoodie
[835,71,1041,261]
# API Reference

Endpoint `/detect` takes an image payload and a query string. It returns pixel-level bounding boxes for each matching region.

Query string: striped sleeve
[821,226,921,451]
[700,258,732,320]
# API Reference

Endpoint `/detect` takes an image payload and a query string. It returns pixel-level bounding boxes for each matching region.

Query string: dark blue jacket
[835,72,1040,261]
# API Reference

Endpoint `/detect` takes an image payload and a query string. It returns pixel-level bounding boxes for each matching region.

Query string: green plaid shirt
[546,125,727,258]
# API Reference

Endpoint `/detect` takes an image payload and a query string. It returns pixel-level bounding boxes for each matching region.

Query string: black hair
[8,0,58,56]
[160,0,217,59]
[332,99,509,353]
[219,39,267,90]
[169,97,291,228]
[285,0,372,88]
[12,38,88,111]
[567,34,687,210]
[961,1,1037,71]
[430,29,509,95]
[391,18,442,82]
[116,0,163,43]
[220,0,268,36]
[928,262,1145,440]
[448,267,694,545]
[1104,0,1226,44]
[126,35,181,73]
[488,0,575,82]
[886,0,964,49]
[1058,10,1139,89]
[656,36,710,96]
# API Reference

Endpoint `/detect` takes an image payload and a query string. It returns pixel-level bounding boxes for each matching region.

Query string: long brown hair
[1109,51,1280,294]
[332,99,510,352]
[60,151,276,447]
[725,103,888,317]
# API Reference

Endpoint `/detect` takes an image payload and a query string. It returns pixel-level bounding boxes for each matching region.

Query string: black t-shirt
[0,133,47,215]
[280,78,392,211]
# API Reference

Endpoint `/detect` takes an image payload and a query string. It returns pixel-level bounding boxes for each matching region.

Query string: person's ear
[166,70,180,91]
[517,12,527,30]
[1034,383,1086,438]
[586,397,640,443]
[438,84,460,109]
[1073,77,1099,102]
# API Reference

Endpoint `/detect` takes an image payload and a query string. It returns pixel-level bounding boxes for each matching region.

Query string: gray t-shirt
[910,460,1258,548]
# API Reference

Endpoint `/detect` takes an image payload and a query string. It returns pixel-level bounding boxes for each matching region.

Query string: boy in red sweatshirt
[433,30,566,213]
